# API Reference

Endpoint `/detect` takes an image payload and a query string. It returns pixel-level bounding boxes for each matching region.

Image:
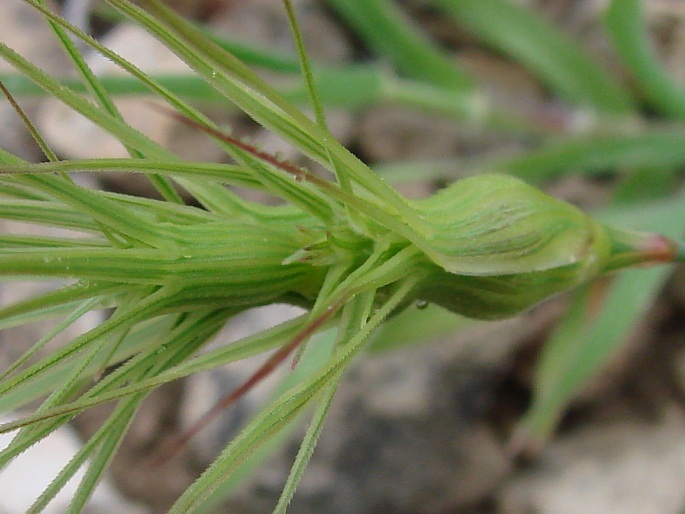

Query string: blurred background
[2,0,685,512]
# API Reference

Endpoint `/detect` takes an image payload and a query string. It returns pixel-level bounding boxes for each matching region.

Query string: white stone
[36,23,221,162]
[500,409,685,514]
[0,414,148,514]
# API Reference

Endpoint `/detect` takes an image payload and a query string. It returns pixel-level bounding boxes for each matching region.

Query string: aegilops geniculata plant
[0,0,682,512]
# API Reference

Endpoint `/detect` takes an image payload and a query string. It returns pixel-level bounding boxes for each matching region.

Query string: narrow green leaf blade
[435,0,634,113]
[516,195,685,446]
[328,0,473,91]
[606,0,685,121]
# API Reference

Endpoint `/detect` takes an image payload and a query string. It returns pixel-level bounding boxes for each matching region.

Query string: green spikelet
[411,174,675,319]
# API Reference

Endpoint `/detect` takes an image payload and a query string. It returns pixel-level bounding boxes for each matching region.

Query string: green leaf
[376,130,685,184]
[169,278,418,513]
[606,0,685,121]
[435,0,634,114]
[114,0,432,236]
[199,325,340,512]
[328,0,474,91]
[516,268,670,446]
[517,193,685,446]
